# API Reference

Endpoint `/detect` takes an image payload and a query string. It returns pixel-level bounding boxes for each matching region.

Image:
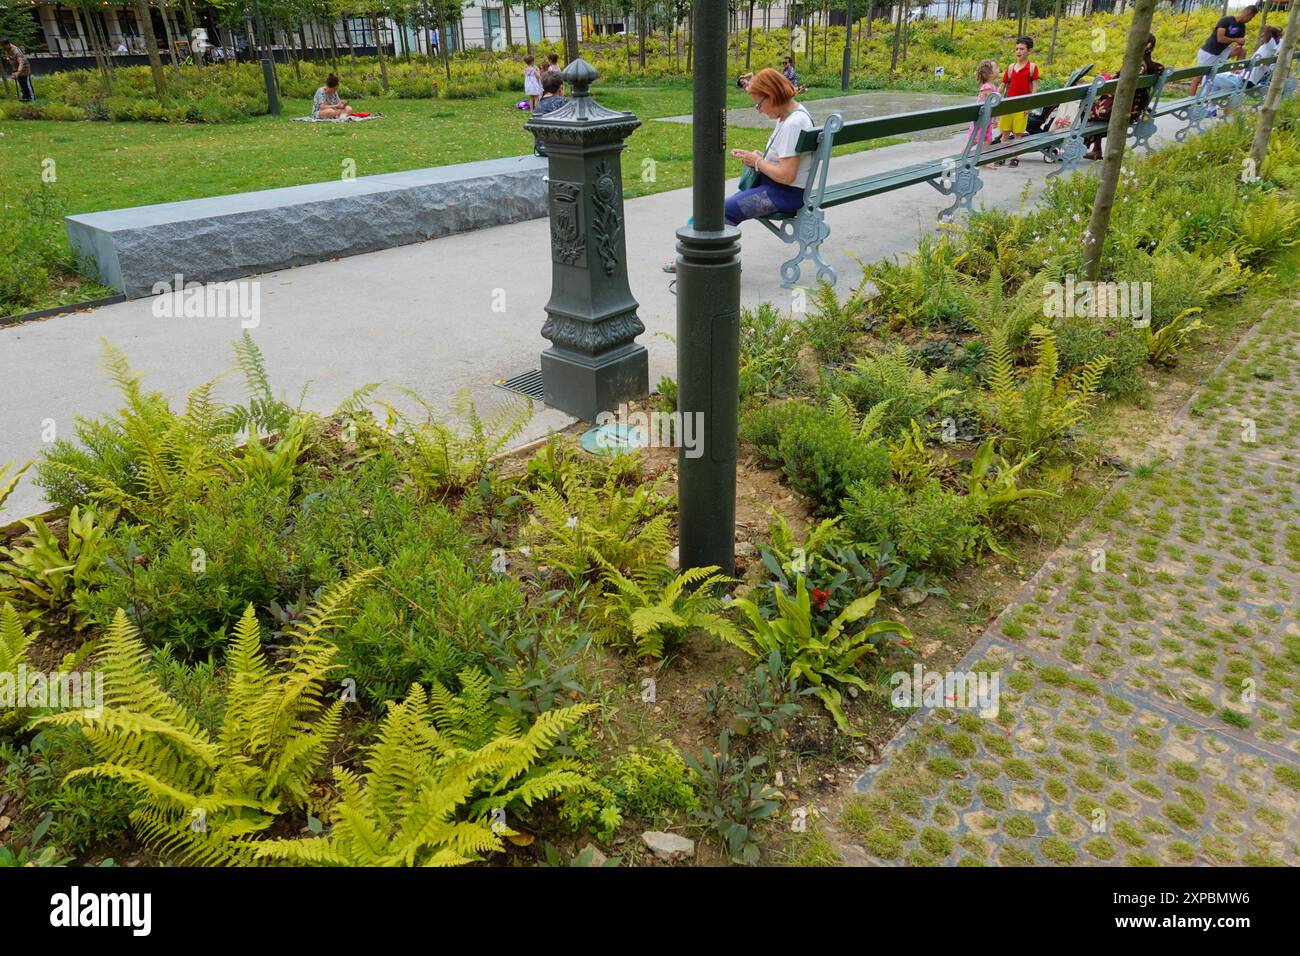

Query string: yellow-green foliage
[35,570,377,866]
[1233,194,1300,265]
[598,563,744,659]
[978,323,1110,459]
[0,603,37,732]
[0,461,27,511]
[256,684,597,867]
[386,388,533,499]
[0,505,114,627]
[40,342,233,524]
[1145,307,1206,367]
[522,453,673,582]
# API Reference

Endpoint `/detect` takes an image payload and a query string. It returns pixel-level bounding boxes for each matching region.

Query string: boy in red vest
[997,36,1040,167]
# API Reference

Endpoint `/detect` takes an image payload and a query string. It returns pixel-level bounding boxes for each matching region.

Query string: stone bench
[66,155,549,298]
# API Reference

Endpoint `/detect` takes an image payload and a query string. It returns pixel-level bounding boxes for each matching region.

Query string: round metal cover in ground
[580,423,650,456]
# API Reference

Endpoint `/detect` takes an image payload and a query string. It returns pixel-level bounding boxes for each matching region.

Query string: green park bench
[761,52,1295,288]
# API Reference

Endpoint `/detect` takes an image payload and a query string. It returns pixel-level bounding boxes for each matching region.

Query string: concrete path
[834,301,1300,866]
[0,112,1187,522]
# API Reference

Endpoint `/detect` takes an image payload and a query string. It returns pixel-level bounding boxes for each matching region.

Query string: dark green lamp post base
[541,342,648,424]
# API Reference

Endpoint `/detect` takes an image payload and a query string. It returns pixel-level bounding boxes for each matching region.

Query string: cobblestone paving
[840,309,1300,866]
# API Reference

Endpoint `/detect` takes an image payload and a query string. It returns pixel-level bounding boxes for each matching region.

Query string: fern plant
[0,506,115,628]
[1233,194,1300,265]
[730,577,912,734]
[35,570,377,866]
[218,331,300,436]
[977,323,1111,459]
[0,603,37,732]
[255,684,597,866]
[801,279,867,364]
[597,563,744,659]
[386,388,532,499]
[37,342,233,524]
[0,461,28,512]
[522,455,673,582]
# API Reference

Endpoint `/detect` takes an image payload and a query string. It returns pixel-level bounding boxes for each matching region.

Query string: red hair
[747,67,796,106]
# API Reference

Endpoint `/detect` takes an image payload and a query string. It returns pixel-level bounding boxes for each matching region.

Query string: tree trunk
[1048,0,1062,64]
[560,0,579,61]
[1250,0,1300,169]
[638,7,646,68]
[158,1,182,77]
[300,23,310,66]
[325,17,340,66]
[342,18,357,63]
[503,2,514,50]
[135,0,167,99]
[441,12,452,81]
[625,18,632,70]
[890,0,902,70]
[74,5,113,93]
[371,15,390,91]
[746,1,755,70]
[1081,0,1157,281]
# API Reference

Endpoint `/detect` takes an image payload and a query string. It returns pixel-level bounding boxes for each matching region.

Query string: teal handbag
[738,165,760,191]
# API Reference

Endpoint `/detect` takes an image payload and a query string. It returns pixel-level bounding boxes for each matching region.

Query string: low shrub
[842,479,984,571]
[741,402,891,514]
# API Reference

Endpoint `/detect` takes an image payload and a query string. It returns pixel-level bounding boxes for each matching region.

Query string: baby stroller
[992,63,1094,162]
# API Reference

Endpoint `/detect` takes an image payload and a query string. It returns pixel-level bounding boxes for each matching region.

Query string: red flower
[811,588,830,610]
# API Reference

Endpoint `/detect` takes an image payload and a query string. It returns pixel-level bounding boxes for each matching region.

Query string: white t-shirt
[1249,38,1278,86]
[764,104,815,190]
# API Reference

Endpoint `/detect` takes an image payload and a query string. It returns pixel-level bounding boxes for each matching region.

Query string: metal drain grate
[497,368,545,401]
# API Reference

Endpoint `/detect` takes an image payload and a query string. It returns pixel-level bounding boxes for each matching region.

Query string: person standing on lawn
[523,54,542,109]
[1,39,34,102]
[1191,4,1257,95]
[996,37,1039,167]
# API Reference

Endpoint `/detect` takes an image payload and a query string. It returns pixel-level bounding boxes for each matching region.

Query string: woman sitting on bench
[312,74,353,120]
[663,68,813,275]
[726,68,815,226]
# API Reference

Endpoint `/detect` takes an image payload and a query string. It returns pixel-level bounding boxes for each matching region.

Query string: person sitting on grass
[534,69,567,115]
[780,55,808,94]
[312,74,352,120]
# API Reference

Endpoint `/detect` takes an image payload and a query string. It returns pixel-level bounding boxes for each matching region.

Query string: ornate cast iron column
[525,58,648,422]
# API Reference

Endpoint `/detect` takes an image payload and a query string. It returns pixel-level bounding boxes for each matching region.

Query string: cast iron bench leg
[771,206,835,289]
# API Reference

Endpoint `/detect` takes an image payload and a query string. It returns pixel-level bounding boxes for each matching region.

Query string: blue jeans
[725,173,805,226]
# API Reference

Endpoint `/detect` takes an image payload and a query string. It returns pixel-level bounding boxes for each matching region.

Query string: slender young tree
[1047,0,1062,64]
[133,0,168,98]
[1081,0,1158,281]
[1249,0,1300,170]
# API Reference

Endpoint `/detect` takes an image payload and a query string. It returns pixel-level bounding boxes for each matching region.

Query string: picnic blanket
[292,114,382,123]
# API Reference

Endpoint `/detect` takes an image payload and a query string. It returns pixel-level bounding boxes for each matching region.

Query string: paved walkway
[0,113,1188,522]
[835,303,1300,866]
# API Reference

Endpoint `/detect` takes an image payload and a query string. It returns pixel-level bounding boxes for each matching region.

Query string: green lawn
[0,81,902,315]
[0,82,898,214]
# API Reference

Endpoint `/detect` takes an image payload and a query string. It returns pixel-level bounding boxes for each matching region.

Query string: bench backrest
[792,52,1295,155]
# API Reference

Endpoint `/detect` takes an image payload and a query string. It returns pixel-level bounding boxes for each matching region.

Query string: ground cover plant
[2,93,1299,869]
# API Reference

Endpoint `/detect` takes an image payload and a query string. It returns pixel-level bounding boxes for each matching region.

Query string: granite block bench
[66,154,549,298]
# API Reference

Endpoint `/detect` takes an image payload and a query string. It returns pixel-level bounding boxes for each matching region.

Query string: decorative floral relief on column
[591,160,622,276]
